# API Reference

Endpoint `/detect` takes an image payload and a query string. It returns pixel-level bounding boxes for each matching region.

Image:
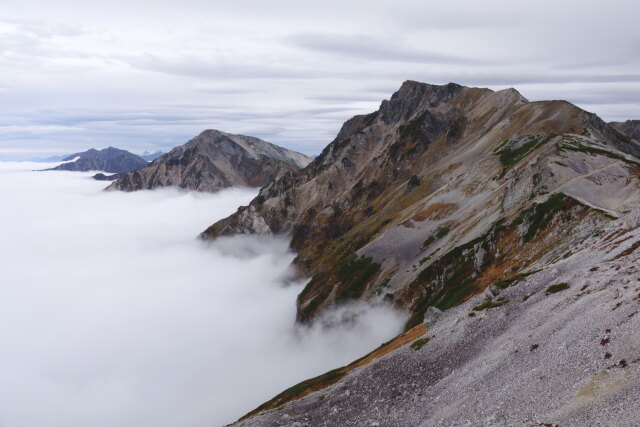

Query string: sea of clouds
[0,162,405,427]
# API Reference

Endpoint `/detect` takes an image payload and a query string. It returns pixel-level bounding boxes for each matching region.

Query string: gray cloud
[0,1,639,157]
[286,33,495,65]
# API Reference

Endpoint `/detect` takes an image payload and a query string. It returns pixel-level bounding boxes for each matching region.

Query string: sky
[0,0,639,158]
[0,162,405,426]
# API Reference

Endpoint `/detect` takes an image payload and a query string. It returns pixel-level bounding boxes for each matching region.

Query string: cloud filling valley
[0,162,405,426]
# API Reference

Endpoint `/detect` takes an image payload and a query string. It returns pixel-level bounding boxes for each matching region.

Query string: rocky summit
[106,129,312,192]
[46,147,148,173]
[201,81,640,425]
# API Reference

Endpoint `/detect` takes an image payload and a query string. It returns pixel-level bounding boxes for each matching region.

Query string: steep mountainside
[107,130,312,192]
[46,147,147,173]
[203,81,640,328]
[611,119,640,141]
[238,207,640,426]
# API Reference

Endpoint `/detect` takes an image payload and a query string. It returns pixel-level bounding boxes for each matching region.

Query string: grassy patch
[522,293,535,302]
[546,282,570,294]
[435,226,450,238]
[422,226,450,248]
[557,140,637,164]
[410,337,430,351]
[246,368,346,418]
[473,298,510,311]
[512,193,576,241]
[492,270,540,289]
[496,134,555,167]
[335,254,381,303]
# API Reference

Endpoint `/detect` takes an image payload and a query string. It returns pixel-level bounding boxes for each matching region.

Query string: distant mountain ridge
[107,129,312,192]
[611,119,640,141]
[46,147,147,173]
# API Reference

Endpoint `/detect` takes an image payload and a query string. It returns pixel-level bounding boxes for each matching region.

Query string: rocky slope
[199,81,640,424]
[202,81,640,328]
[106,130,312,192]
[237,207,640,426]
[46,147,147,173]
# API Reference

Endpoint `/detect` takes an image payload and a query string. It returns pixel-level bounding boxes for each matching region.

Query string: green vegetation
[496,134,556,167]
[435,226,450,238]
[472,298,510,311]
[410,337,431,351]
[546,282,570,294]
[408,175,420,189]
[447,121,462,138]
[556,140,638,165]
[512,193,576,241]
[406,222,506,328]
[246,367,346,418]
[422,226,451,248]
[522,293,535,302]
[335,254,381,303]
[492,270,540,289]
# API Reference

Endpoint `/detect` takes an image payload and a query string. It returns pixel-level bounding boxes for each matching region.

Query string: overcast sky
[1,0,639,158]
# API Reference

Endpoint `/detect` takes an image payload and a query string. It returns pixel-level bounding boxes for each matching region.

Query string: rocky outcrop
[202,81,640,328]
[46,147,148,173]
[106,130,312,192]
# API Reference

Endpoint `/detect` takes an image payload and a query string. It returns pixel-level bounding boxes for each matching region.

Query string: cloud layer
[0,1,639,158]
[0,163,405,426]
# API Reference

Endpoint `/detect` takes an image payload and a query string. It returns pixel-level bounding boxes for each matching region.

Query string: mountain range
[106,129,312,192]
[199,81,640,425]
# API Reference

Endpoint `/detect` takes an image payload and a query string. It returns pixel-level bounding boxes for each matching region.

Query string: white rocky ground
[237,207,640,426]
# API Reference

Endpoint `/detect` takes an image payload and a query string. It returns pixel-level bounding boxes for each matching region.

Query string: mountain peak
[379,81,475,125]
[107,129,312,192]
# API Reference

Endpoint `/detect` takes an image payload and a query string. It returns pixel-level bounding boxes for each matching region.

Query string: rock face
[106,130,312,192]
[202,81,640,327]
[46,147,147,173]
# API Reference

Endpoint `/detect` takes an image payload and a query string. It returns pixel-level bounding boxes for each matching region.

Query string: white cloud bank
[0,162,405,427]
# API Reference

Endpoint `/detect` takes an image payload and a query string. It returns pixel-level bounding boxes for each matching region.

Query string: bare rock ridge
[106,129,312,192]
[214,82,640,425]
[46,147,148,173]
